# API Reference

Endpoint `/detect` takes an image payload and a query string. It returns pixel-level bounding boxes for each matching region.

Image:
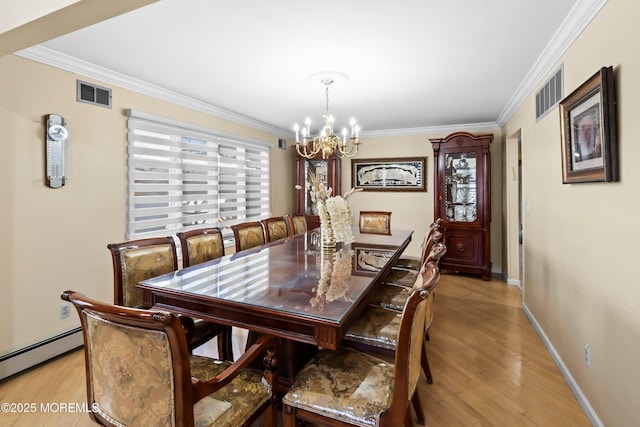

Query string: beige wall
[502,0,640,424]
[0,54,293,355]
[342,129,503,271]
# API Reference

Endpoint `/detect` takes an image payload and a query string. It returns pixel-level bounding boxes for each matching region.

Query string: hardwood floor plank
[0,272,591,426]
[416,272,590,427]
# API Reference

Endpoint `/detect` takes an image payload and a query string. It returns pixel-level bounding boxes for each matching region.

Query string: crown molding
[15,0,607,139]
[14,45,292,139]
[496,0,608,127]
[361,121,499,138]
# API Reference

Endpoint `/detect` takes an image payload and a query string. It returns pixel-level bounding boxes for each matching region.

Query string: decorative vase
[317,202,336,251]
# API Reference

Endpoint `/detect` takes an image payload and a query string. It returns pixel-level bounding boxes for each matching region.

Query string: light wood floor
[0,273,591,426]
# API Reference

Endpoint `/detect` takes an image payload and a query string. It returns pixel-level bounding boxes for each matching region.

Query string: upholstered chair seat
[283,280,430,427]
[381,240,446,291]
[62,291,278,427]
[283,347,395,427]
[189,356,272,426]
[343,259,442,385]
[382,267,418,289]
[367,283,413,312]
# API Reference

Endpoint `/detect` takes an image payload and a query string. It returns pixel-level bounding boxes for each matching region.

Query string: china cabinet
[430,132,492,280]
[295,153,341,230]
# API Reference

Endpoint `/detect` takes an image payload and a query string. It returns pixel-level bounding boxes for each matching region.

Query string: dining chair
[358,211,392,235]
[107,237,229,356]
[394,218,442,270]
[231,221,266,252]
[261,216,289,242]
[176,227,225,268]
[176,227,233,358]
[343,259,442,386]
[382,229,443,289]
[282,264,434,427]
[285,214,307,235]
[61,290,278,427]
[370,242,447,311]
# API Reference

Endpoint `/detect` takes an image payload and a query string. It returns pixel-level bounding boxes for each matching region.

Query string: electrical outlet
[584,342,591,367]
[59,302,71,319]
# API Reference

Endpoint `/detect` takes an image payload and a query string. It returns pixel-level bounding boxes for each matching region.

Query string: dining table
[138,226,413,389]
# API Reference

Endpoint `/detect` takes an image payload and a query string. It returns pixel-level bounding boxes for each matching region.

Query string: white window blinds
[126,109,270,240]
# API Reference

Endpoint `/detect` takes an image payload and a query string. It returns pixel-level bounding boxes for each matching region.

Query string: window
[126,109,270,240]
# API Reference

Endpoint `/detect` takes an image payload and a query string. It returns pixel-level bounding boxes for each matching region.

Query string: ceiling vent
[535,65,563,121]
[76,80,112,109]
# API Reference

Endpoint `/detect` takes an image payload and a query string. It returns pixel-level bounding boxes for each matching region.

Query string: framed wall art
[351,156,427,191]
[559,66,618,183]
[352,244,397,275]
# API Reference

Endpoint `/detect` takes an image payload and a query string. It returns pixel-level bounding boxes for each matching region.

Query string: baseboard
[0,328,83,381]
[522,303,603,427]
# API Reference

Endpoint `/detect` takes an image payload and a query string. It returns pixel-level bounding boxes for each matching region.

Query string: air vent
[76,80,112,109]
[535,65,563,121]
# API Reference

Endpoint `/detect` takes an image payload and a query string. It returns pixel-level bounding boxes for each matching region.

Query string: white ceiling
[34,0,586,137]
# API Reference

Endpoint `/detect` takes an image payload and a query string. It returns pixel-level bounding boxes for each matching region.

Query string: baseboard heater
[0,328,83,381]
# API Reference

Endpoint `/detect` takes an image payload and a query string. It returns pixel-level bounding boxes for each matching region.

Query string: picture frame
[351,244,397,275]
[559,66,618,183]
[351,156,427,191]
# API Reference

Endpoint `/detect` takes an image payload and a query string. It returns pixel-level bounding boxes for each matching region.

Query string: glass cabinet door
[304,159,328,215]
[443,151,477,222]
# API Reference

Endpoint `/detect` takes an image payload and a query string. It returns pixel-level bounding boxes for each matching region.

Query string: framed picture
[352,244,397,275]
[559,66,618,183]
[351,157,427,191]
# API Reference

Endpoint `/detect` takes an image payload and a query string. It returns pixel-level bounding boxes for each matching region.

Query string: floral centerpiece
[296,172,361,249]
[307,248,354,312]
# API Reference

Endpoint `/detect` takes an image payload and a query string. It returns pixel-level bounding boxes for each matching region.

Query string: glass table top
[139,228,413,324]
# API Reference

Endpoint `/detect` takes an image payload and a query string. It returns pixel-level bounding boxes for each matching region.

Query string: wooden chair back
[61,290,278,427]
[231,221,266,252]
[107,237,178,308]
[359,211,392,235]
[176,227,225,267]
[383,264,440,426]
[260,217,289,242]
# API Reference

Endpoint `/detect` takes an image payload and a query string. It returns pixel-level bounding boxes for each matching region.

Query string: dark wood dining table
[139,227,412,388]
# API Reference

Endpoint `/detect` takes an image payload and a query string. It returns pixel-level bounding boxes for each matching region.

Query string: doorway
[506,131,523,291]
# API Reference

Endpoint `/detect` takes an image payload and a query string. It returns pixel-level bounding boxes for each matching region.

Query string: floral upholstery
[368,284,413,312]
[186,234,224,266]
[291,215,307,234]
[283,347,395,427]
[83,311,176,426]
[120,244,175,307]
[382,267,417,289]
[343,306,402,351]
[83,311,272,427]
[266,220,288,242]
[190,356,272,427]
[236,225,265,251]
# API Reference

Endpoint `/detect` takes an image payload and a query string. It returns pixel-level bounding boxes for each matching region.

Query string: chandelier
[294,76,360,159]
